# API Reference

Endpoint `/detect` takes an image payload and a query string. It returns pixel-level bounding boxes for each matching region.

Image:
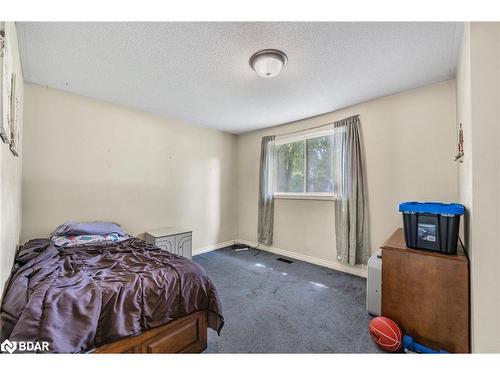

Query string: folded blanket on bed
[0,237,224,353]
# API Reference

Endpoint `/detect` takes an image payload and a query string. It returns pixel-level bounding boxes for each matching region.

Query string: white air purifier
[366,249,382,316]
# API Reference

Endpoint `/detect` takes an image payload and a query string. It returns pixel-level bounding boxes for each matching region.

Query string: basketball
[368,316,403,352]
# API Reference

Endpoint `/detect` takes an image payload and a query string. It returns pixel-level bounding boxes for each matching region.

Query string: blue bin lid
[398,202,465,215]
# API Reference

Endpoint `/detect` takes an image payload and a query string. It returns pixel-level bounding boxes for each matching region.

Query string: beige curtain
[333,115,370,265]
[257,135,276,245]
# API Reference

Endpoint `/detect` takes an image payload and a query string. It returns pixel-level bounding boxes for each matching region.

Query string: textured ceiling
[17,22,463,134]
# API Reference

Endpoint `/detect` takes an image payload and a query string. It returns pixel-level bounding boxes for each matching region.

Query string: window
[273,129,339,199]
[276,140,305,193]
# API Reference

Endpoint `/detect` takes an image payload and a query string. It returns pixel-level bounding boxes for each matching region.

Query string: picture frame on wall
[10,73,20,156]
[1,22,13,144]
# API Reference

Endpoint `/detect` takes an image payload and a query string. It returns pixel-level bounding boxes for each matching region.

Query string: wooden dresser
[381,228,470,353]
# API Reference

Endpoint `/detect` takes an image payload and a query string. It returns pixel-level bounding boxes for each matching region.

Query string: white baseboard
[192,240,235,256]
[235,238,367,278]
[192,238,367,278]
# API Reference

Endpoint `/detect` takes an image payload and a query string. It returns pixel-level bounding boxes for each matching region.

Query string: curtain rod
[273,114,359,138]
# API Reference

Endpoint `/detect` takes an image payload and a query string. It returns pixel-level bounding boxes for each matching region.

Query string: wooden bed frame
[94,311,207,353]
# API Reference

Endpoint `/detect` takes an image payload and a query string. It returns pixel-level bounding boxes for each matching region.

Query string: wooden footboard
[94,311,207,353]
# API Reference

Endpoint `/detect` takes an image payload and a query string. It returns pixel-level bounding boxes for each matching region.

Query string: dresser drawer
[155,235,176,252]
[144,228,192,259]
[176,233,192,259]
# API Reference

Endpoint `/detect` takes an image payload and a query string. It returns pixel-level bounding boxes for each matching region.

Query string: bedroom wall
[0,23,23,296]
[21,83,237,253]
[456,23,472,252]
[456,22,500,353]
[236,80,457,276]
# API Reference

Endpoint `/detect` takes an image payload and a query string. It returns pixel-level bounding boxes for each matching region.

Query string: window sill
[273,193,337,201]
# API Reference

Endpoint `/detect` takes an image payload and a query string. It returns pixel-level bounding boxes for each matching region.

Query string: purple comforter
[0,238,224,353]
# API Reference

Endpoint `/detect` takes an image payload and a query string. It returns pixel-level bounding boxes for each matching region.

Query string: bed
[0,222,224,354]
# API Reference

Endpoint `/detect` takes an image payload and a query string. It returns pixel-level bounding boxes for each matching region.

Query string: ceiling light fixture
[249,49,288,79]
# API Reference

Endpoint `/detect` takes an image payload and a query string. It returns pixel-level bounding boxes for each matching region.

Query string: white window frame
[272,127,339,200]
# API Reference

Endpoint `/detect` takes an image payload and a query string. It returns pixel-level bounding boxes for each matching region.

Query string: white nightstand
[144,226,192,259]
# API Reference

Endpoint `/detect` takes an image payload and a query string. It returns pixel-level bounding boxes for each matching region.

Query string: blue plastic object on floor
[403,335,448,354]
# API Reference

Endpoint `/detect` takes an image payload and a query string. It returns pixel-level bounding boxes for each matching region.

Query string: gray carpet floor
[194,247,382,353]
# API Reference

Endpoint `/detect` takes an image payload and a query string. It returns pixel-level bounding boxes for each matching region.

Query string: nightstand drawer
[176,233,192,258]
[156,236,176,252]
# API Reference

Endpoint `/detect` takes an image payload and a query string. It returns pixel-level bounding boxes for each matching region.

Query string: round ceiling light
[249,49,288,78]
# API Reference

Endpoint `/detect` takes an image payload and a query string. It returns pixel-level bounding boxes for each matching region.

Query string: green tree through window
[276,140,304,192]
[306,136,333,192]
[275,133,334,194]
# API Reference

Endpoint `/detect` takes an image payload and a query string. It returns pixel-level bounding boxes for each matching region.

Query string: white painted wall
[236,80,458,275]
[0,23,23,296]
[457,23,472,251]
[456,22,500,353]
[21,84,238,252]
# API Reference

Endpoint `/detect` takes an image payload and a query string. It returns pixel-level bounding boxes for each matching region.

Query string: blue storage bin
[398,202,465,254]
